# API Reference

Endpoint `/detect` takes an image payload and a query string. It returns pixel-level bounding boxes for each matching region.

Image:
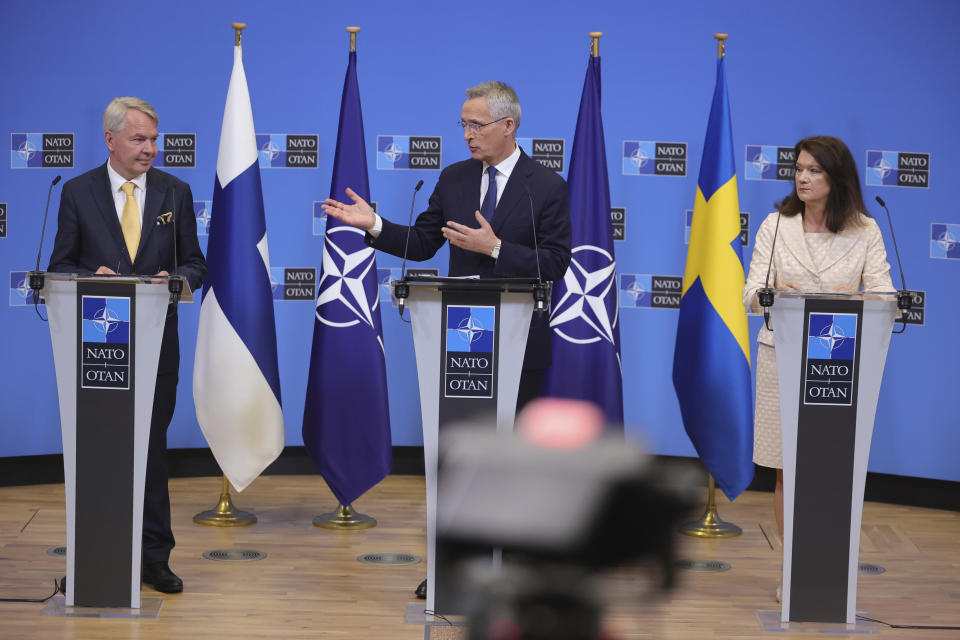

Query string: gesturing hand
[442,211,500,256]
[320,187,377,230]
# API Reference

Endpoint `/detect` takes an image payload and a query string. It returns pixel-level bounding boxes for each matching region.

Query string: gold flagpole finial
[589,31,603,57]
[714,33,728,59]
[346,26,361,52]
[232,22,247,46]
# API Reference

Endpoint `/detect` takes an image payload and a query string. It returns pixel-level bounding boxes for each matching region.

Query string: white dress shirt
[106,161,147,225]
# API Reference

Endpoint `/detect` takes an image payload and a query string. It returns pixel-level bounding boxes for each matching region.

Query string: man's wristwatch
[490,239,502,260]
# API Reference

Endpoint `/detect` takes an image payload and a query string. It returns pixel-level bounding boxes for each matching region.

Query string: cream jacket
[743,212,894,346]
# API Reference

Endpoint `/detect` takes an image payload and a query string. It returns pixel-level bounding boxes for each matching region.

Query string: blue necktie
[480,166,498,221]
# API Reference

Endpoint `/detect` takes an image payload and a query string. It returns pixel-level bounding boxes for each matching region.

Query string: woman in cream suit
[743,137,893,593]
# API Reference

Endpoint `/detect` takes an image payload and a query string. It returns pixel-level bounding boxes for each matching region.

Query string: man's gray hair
[465,81,521,133]
[103,97,159,133]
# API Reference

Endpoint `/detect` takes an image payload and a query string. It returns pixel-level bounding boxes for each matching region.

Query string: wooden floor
[0,474,958,639]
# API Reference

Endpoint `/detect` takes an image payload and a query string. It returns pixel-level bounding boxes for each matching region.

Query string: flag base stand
[313,504,376,530]
[193,476,257,527]
[679,474,742,538]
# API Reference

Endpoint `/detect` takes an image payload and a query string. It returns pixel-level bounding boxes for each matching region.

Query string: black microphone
[164,186,182,304]
[396,179,424,316]
[28,175,62,296]
[757,212,782,331]
[875,196,912,330]
[523,184,548,313]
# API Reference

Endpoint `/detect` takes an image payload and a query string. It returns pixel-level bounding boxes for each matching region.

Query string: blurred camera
[437,399,698,639]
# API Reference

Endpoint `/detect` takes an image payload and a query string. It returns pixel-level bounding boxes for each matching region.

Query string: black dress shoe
[415,579,426,600]
[142,562,183,594]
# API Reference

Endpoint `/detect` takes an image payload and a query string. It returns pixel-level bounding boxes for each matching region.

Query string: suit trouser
[143,312,178,566]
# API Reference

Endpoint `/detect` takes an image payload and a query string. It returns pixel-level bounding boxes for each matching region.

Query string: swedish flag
[672,56,753,500]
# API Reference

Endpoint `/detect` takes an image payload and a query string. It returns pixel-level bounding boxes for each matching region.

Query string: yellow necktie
[120,181,141,262]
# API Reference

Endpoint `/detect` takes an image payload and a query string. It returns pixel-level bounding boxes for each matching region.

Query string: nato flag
[542,55,624,425]
[302,50,392,506]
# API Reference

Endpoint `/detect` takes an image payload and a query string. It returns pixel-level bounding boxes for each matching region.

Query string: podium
[396,276,545,615]
[771,291,897,624]
[37,272,191,610]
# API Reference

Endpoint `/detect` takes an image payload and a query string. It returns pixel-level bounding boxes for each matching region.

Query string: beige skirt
[753,343,782,469]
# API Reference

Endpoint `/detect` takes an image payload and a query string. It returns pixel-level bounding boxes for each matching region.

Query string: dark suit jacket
[48,163,207,374]
[369,150,571,368]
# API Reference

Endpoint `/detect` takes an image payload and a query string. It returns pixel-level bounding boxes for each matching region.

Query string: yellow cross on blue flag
[672,55,754,500]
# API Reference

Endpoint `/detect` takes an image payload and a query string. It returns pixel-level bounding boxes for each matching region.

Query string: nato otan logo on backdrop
[804,312,857,406]
[684,210,749,245]
[898,290,925,326]
[194,200,211,236]
[0,202,6,238]
[618,274,682,309]
[744,145,795,181]
[445,305,495,398]
[81,296,131,390]
[9,271,42,306]
[256,134,319,168]
[930,223,960,260]
[10,133,74,169]
[518,138,564,172]
[153,133,196,168]
[314,200,376,236]
[622,141,687,176]
[377,136,442,170]
[270,268,317,301]
[611,207,625,241]
[866,150,930,188]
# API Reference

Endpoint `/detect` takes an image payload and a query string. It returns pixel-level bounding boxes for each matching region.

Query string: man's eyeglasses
[458,117,508,134]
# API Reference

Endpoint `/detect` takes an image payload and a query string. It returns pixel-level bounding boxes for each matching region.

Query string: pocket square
[156,212,173,225]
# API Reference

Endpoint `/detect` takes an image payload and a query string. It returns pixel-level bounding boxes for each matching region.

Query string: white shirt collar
[483,143,521,178]
[106,160,147,194]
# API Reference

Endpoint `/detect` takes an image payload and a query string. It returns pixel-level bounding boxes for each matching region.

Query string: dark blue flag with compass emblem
[302,50,392,506]
[541,54,624,425]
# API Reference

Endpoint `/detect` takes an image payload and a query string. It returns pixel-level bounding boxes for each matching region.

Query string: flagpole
[194,475,257,526]
[309,25,378,532]
[679,33,743,539]
[192,20,260,528]
[589,31,602,57]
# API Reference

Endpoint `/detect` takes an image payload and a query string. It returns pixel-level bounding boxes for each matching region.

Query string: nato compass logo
[744,145,795,181]
[256,134,319,168]
[866,150,930,188]
[804,312,857,406]
[315,200,376,236]
[377,267,401,307]
[518,138,564,172]
[194,200,211,236]
[550,246,618,347]
[684,210,749,245]
[153,133,195,168]
[11,133,74,168]
[622,141,687,176]
[611,207,625,241]
[377,136,442,170]
[9,270,43,306]
[314,226,383,346]
[445,305,495,398]
[81,296,131,390]
[270,267,316,301]
[0,202,6,238]
[898,290,926,326]
[618,274,682,309]
[930,223,960,260]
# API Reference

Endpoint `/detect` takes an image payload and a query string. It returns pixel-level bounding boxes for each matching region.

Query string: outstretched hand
[321,188,377,230]
[442,211,499,256]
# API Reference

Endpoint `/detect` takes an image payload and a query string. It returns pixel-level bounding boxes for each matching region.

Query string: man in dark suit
[322,81,572,410]
[48,97,206,594]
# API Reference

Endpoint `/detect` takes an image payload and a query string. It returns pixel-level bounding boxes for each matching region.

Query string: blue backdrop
[2,0,957,483]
